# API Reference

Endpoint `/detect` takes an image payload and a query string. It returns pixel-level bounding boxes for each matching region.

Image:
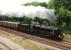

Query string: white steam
[0,0,56,22]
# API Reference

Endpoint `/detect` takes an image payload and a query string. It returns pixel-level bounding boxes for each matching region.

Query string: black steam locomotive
[0,21,64,40]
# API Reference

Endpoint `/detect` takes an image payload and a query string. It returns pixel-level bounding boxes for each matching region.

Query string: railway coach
[0,21,20,29]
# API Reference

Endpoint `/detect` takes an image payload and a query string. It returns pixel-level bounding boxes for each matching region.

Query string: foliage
[48,0,54,9]
[48,0,71,28]
[33,17,48,26]
[24,2,47,8]
[19,16,26,22]
[21,17,32,24]
[0,15,50,26]
[0,15,9,21]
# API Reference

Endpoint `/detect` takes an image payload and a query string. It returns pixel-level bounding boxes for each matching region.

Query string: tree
[19,16,26,22]
[20,16,32,24]
[48,0,54,9]
[24,2,47,8]
[34,17,45,26]
[0,15,10,21]
[48,0,71,27]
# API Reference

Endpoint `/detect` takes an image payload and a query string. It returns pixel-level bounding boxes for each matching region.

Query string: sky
[0,0,56,22]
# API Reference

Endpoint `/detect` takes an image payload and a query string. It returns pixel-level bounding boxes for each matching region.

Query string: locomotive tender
[0,21,64,40]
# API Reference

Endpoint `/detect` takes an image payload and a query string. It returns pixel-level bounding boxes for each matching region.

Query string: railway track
[0,42,11,50]
[0,26,71,50]
[62,40,71,45]
[31,36,71,50]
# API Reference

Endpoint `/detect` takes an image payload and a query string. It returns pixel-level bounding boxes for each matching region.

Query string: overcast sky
[0,0,56,22]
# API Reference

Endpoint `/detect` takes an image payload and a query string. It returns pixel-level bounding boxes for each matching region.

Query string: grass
[63,34,71,41]
[62,32,71,41]
[0,30,48,50]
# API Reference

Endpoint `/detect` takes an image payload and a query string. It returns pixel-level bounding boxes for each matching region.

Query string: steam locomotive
[0,21,64,40]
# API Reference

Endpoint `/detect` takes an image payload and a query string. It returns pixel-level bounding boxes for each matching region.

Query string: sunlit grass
[64,34,71,41]
[0,30,48,50]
